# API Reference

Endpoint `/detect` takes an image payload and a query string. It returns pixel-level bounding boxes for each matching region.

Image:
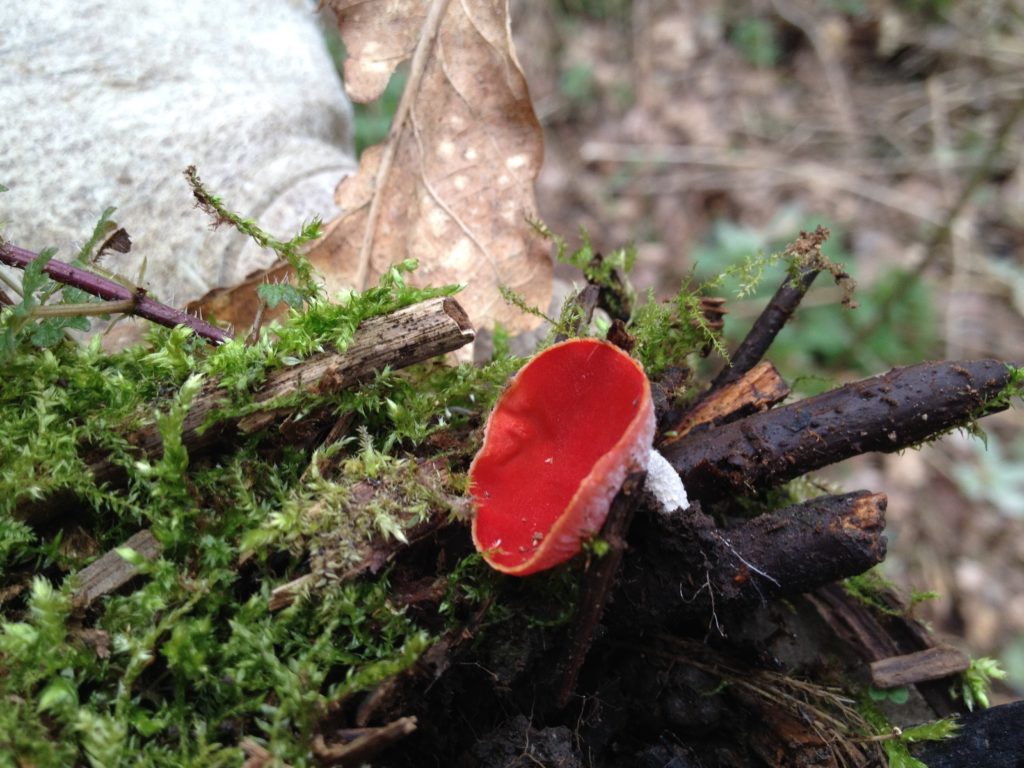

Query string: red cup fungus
[469,338,656,576]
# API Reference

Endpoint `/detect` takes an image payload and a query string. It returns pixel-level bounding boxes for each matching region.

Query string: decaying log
[71,529,161,610]
[870,647,970,689]
[18,297,474,523]
[663,359,1012,503]
[807,583,962,717]
[663,360,790,442]
[616,491,887,628]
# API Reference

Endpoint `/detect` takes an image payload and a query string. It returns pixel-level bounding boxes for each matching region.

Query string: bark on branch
[0,241,232,344]
[662,359,1011,503]
[615,490,888,628]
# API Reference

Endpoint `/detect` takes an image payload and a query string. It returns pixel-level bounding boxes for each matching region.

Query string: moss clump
[0,238,509,764]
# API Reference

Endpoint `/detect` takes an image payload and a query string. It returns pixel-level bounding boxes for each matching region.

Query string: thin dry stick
[556,474,644,709]
[0,242,232,344]
[353,0,453,290]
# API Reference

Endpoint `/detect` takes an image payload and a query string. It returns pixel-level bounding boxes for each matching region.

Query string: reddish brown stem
[0,241,233,344]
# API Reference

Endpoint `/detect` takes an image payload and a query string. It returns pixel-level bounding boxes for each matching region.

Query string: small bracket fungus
[470,337,683,576]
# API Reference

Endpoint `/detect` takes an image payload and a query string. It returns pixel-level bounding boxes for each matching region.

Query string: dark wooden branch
[870,647,970,689]
[615,491,887,628]
[914,701,1024,768]
[662,359,1012,503]
[71,529,161,611]
[711,265,818,391]
[709,226,835,392]
[0,241,232,344]
[556,473,644,709]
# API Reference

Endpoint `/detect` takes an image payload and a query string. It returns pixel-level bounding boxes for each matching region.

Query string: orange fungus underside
[470,338,655,575]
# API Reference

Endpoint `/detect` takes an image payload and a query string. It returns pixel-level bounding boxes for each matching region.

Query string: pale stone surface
[0,0,356,317]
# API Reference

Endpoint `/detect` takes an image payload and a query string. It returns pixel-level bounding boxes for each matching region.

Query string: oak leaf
[193,0,552,335]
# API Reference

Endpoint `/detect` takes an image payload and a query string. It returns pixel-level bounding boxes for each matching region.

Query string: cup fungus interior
[470,338,654,575]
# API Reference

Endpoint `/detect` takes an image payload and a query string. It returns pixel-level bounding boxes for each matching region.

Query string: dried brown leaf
[191,0,552,335]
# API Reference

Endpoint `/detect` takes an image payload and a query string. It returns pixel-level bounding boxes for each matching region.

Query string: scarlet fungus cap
[469,338,655,576]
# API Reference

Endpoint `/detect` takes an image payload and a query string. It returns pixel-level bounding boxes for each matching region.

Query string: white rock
[0,0,356,342]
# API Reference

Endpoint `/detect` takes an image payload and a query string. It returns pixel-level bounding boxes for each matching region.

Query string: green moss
[842,569,905,617]
[0,251,507,763]
[858,698,959,768]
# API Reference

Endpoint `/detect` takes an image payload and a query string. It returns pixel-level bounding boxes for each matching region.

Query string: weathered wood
[806,583,959,717]
[870,647,970,688]
[615,491,887,627]
[663,360,790,442]
[914,700,1024,768]
[662,359,1012,503]
[126,296,475,456]
[71,529,161,610]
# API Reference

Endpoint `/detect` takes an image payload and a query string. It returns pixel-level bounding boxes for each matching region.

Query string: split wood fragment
[71,529,160,610]
[807,583,960,717]
[663,360,790,442]
[870,647,970,689]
